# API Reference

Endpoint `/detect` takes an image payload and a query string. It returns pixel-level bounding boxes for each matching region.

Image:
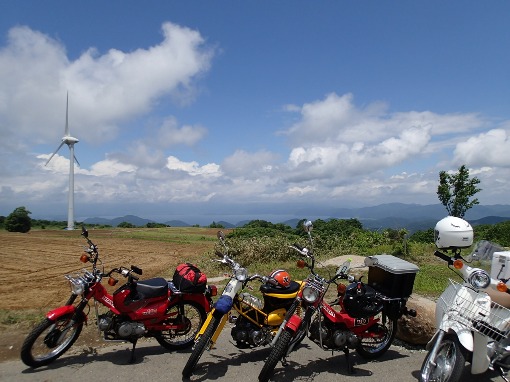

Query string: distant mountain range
[82,203,510,233]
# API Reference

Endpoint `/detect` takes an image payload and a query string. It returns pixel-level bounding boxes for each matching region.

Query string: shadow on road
[181,342,411,381]
[183,345,271,381]
[19,342,183,374]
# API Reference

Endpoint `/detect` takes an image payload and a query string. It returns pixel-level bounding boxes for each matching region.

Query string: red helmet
[269,269,291,288]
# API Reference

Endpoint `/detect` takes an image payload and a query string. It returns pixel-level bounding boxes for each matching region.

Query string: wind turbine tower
[45,93,80,230]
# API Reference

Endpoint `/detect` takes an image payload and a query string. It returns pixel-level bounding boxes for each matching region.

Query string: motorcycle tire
[20,313,83,368]
[182,315,221,378]
[155,301,207,350]
[258,329,293,382]
[420,334,466,382]
[356,315,397,359]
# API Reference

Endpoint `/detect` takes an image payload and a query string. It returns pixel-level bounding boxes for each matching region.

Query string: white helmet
[434,216,473,249]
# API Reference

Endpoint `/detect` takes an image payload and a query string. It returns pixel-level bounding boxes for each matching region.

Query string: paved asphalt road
[1,327,503,382]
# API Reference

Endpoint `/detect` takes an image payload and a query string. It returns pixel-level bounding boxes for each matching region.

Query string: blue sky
[1,1,509,224]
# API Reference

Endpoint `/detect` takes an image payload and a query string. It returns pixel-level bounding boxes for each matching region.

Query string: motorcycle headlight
[68,277,86,295]
[468,269,491,289]
[235,267,248,282]
[302,285,320,303]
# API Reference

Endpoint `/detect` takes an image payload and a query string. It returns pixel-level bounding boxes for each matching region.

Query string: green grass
[110,227,219,243]
[0,309,44,327]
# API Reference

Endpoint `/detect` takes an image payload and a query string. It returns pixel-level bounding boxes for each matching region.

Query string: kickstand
[281,356,289,367]
[496,366,509,382]
[128,339,137,364]
[344,348,355,374]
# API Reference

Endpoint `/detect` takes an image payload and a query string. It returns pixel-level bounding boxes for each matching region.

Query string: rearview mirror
[303,220,313,232]
[81,226,88,238]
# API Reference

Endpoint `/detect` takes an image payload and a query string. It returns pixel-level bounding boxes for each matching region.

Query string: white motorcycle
[420,216,510,382]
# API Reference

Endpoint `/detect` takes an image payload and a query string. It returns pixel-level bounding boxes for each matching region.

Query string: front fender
[214,295,233,315]
[46,305,87,323]
[286,314,302,333]
[426,326,473,353]
[439,319,473,352]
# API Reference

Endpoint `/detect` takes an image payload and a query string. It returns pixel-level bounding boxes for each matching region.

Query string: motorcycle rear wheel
[182,315,221,378]
[258,329,293,382]
[420,334,465,382]
[20,313,83,368]
[155,301,206,350]
[356,314,397,359]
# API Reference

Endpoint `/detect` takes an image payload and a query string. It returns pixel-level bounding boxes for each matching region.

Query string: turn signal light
[497,282,508,293]
[297,260,306,269]
[337,283,346,295]
[80,254,90,263]
[209,285,218,296]
[453,260,464,270]
[108,277,118,286]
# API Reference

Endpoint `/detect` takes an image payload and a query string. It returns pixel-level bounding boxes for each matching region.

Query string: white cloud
[166,156,221,177]
[454,128,510,167]
[284,126,431,182]
[0,22,214,145]
[156,117,207,147]
[222,150,279,177]
[89,159,137,177]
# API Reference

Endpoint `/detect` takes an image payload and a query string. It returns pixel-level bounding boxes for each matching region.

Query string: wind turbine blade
[74,155,80,167]
[64,92,69,136]
[45,141,65,166]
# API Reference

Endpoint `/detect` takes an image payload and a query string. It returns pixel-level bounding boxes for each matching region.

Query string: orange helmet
[269,269,291,288]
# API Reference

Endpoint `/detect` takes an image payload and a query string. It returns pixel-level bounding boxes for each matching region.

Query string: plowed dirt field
[0,227,222,362]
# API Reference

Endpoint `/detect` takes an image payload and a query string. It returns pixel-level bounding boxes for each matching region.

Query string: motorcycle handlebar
[434,250,454,265]
[292,243,304,251]
[290,244,310,256]
[248,274,276,285]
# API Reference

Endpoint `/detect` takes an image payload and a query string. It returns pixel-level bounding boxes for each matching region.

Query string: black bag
[173,263,207,293]
[343,282,384,319]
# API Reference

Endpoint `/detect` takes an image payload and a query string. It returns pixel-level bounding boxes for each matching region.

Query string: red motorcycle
[20,226,217,368]
[259,220,417,382]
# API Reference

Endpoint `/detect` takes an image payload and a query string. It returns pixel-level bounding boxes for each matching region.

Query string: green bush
[5,206,32,233]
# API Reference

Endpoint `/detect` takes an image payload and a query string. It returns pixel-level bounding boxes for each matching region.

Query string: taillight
[208,285,218,297]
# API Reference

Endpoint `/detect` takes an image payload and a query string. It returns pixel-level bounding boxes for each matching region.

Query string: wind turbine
[45,93,80,230]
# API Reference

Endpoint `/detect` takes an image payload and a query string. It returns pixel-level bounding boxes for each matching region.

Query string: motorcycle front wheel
[20,313,83,368]
[258,329,293,382]
[155,301,206,350]
[420,334,465,382]
[356,314,397,359]
[182,315,221,378]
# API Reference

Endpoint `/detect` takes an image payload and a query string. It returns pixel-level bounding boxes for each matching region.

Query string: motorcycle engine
[117,321,146,338]
[310,320,359,349]
[98,313,145,339]
[231,317,271,347]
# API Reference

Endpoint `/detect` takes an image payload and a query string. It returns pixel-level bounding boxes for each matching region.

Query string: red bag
[173,263,207,293]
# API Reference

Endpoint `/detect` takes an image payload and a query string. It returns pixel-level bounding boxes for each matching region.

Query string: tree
[117,222,136,228]
[437,165,481,218]
[5,206,32,233]
[209,221,225,229]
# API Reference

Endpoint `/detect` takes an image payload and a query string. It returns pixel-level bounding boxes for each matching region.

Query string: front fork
[425,330,446,369]
[271,298,301,346]
[195,309,229,351]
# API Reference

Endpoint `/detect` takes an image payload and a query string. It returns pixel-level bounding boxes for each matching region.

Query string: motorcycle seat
[136,277,169,299]
[260,280,301,295]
